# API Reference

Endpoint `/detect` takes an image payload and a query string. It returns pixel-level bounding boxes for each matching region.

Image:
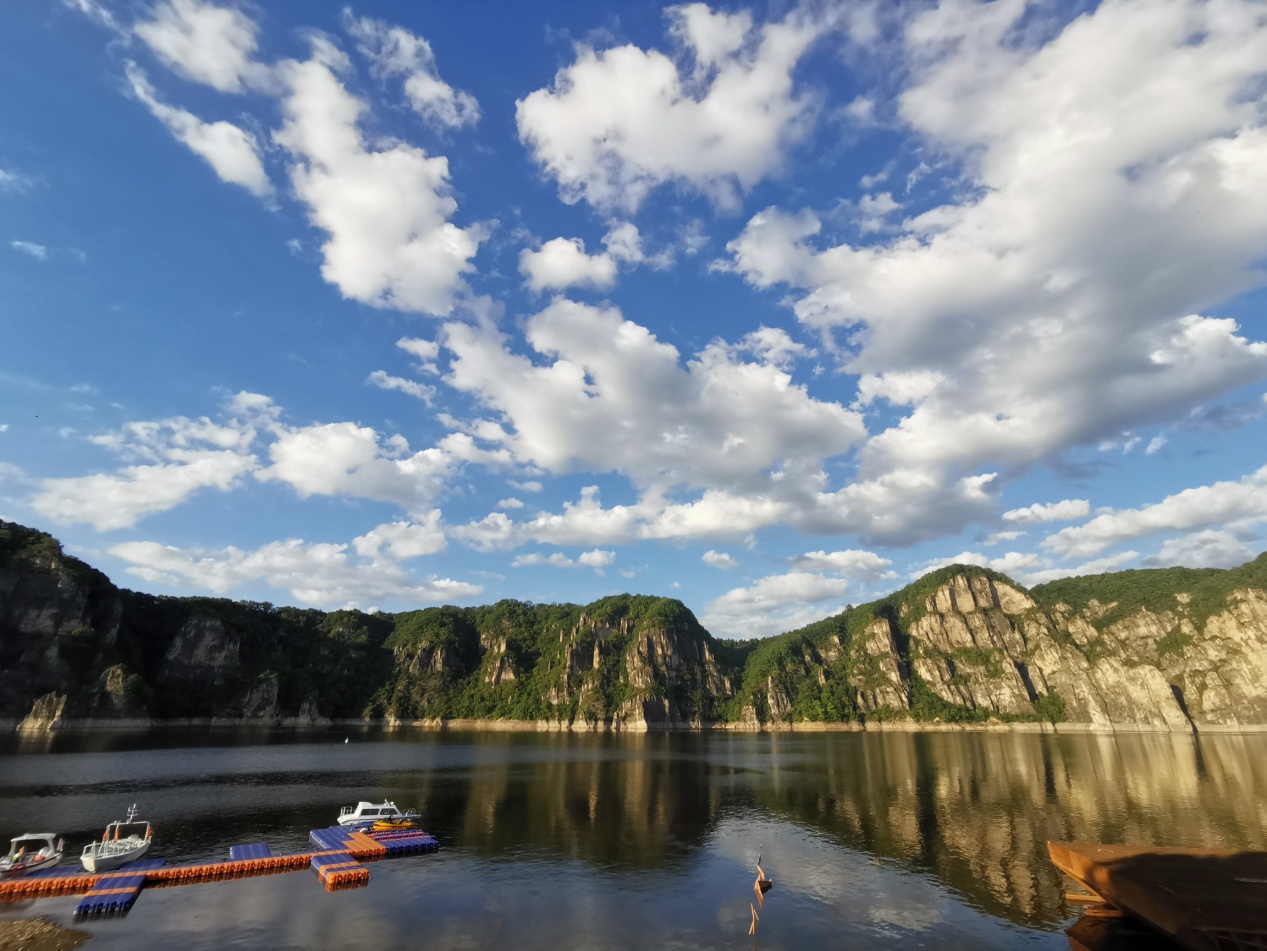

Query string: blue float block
[24,866,68,880]
[229,842,272,861]
[367,830,439,854]
[75,873,146,917]
[118,858,166,872]
[308,827,351,851]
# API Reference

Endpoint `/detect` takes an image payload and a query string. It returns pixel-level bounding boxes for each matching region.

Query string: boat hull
[81,839,150,873]
[0,854,60,878]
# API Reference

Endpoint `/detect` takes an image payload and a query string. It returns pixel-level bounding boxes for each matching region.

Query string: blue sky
[3,0,1267,637]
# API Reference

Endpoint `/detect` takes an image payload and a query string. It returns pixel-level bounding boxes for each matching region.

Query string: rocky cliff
[733,558,1267,732]
[3,519,1266,732]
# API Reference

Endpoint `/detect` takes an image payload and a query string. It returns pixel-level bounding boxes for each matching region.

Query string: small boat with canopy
[0,833,64,878]
[337,801,420,827]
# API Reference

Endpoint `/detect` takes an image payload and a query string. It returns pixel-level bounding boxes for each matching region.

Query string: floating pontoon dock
[0,824,438,917]
[1049,840,1267,951]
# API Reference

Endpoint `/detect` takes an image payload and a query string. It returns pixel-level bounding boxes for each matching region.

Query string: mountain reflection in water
[1,729,1262,950]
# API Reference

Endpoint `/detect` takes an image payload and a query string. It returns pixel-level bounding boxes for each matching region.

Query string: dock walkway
[0,824,438,917]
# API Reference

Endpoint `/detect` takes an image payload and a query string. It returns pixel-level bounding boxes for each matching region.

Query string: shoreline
[5,716,1266,736]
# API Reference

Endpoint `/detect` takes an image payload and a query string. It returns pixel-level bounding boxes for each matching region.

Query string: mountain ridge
[3,519,1266,732]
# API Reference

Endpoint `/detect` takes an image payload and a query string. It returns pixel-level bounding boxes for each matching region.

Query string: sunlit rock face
[739,557,1267,732]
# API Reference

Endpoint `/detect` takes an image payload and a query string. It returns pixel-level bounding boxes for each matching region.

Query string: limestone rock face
[0,524,125,722]
[240,672,280,719]
[17,692,68,732]
[159,616,240,686]
[736,562,1267,732]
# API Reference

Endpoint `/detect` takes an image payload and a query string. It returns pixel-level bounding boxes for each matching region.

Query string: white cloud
[511,547,615,573]
[919,550,1044,579]
[497,498,524,510]
[28,391,502,531]
[32,454,256,531]
[344,13,479,129]
[702,570,850,639]
[519,237,616,292]
[702,549,738,569]
[10,241,47,260]
[367,369,435,403]
[732,326,815,369]
[1002,498,1090,525]
[440,299,864,491]
[126,63,271,196]
[1044,464,1267,559]
[397,337,441,373]
[984,529,1024,546]
[577,548,615,569]
[273,39,484,315]
[351,513,447,560]
[856,191,899,233]
[0,168,33,192]
[109,535,478,608]
[726,0,1267,525]
[788,549,894,579]
[1020,550,1141,586]
[1149,529,1257,569]
[1146,435,1167,455]
[134,0,263,93]
[62,0,122,34]
[516,4,829,211]
[29,393,275,530]
[519,222,644,292]
[258,422,473,515]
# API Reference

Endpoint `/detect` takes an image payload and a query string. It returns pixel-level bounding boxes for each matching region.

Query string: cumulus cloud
[511,548,615,572]
[1044,464,1267,559]
[367,370,435,403]
[126,63,271,196]
[702,549,738,569]
[32,455,256,531]
[28,391,504,531]
[351,513,447,560]
[110,534,478,608]
[29,393,275,530]
[1002,498,1090,525]
[1148,529,1258,569]
[702,570,850,639]
[516,3,829,211]
[258,422,505,515]
[272,39,484,315]
[726,0,1267,527]
[788,548,894,579]
[519,222,645,292]
[344,13,479,128]
[441,298,864,492]
[134,0,264,93]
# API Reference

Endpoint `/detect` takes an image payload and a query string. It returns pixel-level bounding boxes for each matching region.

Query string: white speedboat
[80,804,152,872]
[0,833,64,878]
[337,800,420,827]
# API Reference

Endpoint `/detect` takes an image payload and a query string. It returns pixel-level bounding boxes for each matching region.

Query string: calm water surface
[1,729,1264,949]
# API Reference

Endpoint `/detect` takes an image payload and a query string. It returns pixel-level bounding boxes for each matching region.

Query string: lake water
[1,729,1264,950]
